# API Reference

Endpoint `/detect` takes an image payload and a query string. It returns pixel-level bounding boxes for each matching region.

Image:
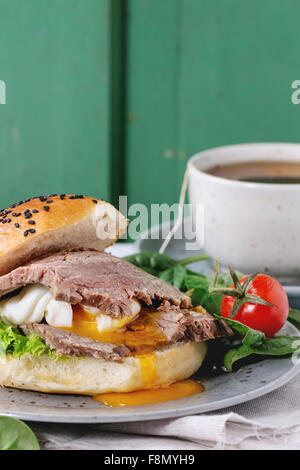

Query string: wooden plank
[110,0,127,207]
[178,0,300,158]
[0,0,112,208]
[125,0,182,211]
[126,0,300,213]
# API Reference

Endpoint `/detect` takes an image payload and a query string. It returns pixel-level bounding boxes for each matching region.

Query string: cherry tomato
[221,274,289,337]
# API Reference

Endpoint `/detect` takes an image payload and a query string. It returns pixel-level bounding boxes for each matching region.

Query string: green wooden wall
[0,0,299,212]
[125,0,300,209]
[0,0,113,207]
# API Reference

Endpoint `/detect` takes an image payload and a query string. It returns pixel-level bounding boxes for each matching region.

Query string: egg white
[0,284,73,327]
[0,285,141,332]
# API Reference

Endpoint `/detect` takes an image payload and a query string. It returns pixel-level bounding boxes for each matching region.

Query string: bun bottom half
[0,341,207,395]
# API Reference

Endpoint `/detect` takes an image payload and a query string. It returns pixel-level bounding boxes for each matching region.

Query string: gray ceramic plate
[0,225,299,424]
[0,320,299,423]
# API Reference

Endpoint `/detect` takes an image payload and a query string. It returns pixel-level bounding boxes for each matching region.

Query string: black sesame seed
[46,199,53,203]
[39,196,47,202]
[25,213,32,219]
[24,230,29,237]
[32,209,39,213]
[92,199,97,204]
[24,209,30,214]
[29,228,36,234]
[43,206,50,212]
[6,219,11,223]
[69,195,84,200]
[14,223,20,228]
[12,212,21,217]
[28,220,35,225]
[60,194,65,200]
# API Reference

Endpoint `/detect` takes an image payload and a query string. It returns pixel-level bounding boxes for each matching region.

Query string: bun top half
[0,194,127,275]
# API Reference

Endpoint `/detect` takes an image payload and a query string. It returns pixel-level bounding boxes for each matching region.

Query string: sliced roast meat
[154,311,186,343]
[20,323,130,362]
[0,249,191,318]
[155,306,233,343]
[21,308,232,361]
[181,313,233,341]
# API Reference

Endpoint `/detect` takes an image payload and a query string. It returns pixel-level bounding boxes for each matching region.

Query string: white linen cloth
[30,375,300,450]
[29,244,300,450]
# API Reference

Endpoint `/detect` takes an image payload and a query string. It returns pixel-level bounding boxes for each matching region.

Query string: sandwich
[0,195,231,396]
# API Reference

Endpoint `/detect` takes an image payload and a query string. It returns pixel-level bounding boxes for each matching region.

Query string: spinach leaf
[184,273,209,290]
[125,252,210,296]
[216,315,300,371]
[288,308,300,328]
[224,336,300,372]
[185,271,243,312]
[159,265,187,290]
[0,417,39,450]
[124,252,208,274]
[215,315,264,344]
[124,252,176,272]
[252,336,300,356]
[223,344,258,371]
[192,287,222,314]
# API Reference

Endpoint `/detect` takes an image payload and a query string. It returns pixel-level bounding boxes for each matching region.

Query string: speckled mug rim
[188,142,300,190]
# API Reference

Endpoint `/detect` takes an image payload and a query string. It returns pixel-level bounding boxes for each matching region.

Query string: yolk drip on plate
[93,380,204,407]
[61,305,204,407]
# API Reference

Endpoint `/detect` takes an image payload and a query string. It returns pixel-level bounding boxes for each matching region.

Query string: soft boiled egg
[0,284,141,332]
[0,284,73,327]
[83,299,141,333]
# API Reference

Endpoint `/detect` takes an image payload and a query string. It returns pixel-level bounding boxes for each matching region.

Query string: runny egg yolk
[62,304,167,355]
[93,380,204,407]
[83,299,141,333]
[61,304,204,407]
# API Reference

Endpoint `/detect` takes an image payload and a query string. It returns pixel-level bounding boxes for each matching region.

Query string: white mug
[188,143,300,279]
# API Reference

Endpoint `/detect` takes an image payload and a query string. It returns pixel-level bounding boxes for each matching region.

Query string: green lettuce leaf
[0,318,63,359]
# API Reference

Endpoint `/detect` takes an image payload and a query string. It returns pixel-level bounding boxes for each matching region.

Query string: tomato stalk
[210,261,274,319]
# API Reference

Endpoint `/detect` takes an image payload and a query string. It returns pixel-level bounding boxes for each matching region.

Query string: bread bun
[0,341,207,394]
[0,195,127,275]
